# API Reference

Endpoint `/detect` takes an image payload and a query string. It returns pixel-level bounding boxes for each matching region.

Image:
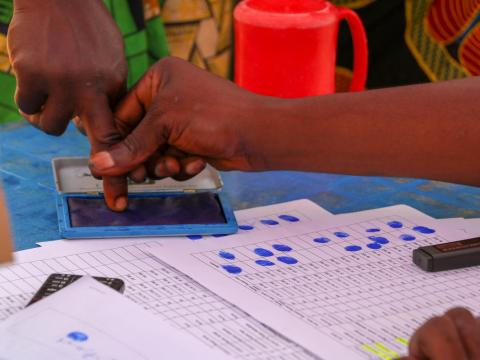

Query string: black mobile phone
[27,273,125,307]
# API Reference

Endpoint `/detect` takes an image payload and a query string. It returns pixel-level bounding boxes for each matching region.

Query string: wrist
[236,95,289,171]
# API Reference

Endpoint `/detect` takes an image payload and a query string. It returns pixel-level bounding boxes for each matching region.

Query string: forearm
[244,77,480,186]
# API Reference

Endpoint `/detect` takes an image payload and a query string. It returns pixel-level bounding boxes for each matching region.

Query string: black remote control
[27,273,126,307]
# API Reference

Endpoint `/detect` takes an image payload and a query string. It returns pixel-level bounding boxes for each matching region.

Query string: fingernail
[115,197,128,211]
[90,151,115,171]
[186,161,203,175]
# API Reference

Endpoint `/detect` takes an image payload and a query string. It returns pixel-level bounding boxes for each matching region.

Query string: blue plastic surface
[57,192,238,239]
[2,121,480,251]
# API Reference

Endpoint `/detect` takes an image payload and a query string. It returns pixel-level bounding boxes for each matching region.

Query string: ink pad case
[52,157,238,239]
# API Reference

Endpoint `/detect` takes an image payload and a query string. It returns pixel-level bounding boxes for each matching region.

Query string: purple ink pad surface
[68,192,227,228]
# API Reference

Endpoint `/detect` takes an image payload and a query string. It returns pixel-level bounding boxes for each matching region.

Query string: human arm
[89,57,480,187]
[399,307,480,360]
[8,0,130,210]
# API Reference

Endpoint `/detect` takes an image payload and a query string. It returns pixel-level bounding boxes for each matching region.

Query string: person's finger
[129,166,147,184]
[148,155,181,179]
[89,104,167,177]
[72,116,87,136]
[23,92,73,136]
[79,94,128,212]
[114,69,157,136]
[173,157,207,181]
[445,308,480,360]
[409,315,467,360]
[14,72,47,115]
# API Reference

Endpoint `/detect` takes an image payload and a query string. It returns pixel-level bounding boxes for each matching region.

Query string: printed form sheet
[0,200,330,360]
[148,205,480,360]
[0,277,227,360]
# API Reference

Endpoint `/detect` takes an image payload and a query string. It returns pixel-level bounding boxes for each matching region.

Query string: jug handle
[337,7,369,92]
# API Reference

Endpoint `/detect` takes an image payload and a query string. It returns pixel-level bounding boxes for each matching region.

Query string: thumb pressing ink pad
[52,157,238,239]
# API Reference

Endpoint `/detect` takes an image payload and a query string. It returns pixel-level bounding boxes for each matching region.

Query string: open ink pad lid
[51,157,237,239]
[52,157,224,194]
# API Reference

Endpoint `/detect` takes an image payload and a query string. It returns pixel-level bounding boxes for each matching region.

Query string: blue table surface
[1,121,480,251]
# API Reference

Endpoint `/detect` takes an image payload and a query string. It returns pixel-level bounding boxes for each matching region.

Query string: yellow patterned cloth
[333,0,479,90]
[405,0,480,81]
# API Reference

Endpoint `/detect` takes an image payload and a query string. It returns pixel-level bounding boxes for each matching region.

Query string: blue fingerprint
[219,251,235,260]
[255,259,275,267]
[345,245,362,252]
[387,221,403,229]
[272,244,293,252]
[413,226,436,234]
[366,228,381,233]
[334,232,350,238]
[314,237,331,244]
[277,256,298,265]
[213,234,228,238]
[368,236,389,244]
[222,265,242,274]
[67,332,88,342]
[367,243,382,250]
[187,235,203,240]
[261,219,280,226]
[278,214,300,222]
[400,234,416,241]
[239,225,254,231]
[254,248,274,257]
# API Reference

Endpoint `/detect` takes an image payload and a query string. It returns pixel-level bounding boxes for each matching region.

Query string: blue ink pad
[366,228,380,233]
[367,243,382,250]
[52,158,238,239]
[334,232,350,238]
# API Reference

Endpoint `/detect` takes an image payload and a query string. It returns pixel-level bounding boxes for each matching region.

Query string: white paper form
[0,200,331,360]
[148,205,480,360]
[0,277,228,360]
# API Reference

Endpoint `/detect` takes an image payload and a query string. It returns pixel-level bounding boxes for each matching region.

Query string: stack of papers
[1,199,479,360]
[0,277,228,360]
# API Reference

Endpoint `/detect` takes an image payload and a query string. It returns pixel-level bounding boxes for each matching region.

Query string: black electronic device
[413,237,480,272]
[27,273,125,306]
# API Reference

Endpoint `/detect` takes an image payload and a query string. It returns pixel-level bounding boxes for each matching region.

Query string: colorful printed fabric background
[0,0,478,122]
[335,0,480,90]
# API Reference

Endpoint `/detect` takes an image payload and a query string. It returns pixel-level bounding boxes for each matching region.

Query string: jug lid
[246,0,328,14]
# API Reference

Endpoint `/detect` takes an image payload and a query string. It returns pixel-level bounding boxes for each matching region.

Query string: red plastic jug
[234,0,368,98]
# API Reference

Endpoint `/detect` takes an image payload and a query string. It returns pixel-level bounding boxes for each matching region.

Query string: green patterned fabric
[0,0,170,124]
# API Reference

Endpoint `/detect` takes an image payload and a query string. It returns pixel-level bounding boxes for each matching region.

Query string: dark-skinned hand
[8,0,130,211]
[399,307,480,360]
[90,57,265,189]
